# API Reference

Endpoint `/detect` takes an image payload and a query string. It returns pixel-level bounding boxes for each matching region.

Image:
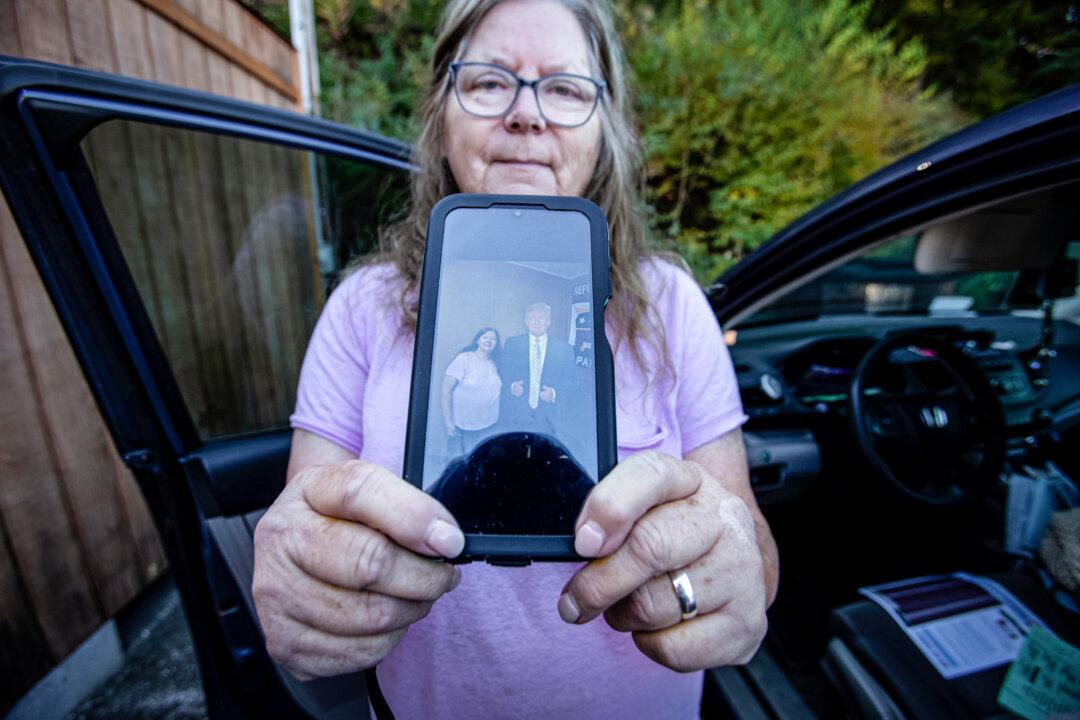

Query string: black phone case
[403,193,617,564]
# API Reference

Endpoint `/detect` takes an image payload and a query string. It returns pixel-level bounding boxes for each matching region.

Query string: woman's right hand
[253,459,465,679]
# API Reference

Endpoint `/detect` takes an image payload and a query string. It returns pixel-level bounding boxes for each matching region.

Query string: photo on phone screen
[409,199,613,540]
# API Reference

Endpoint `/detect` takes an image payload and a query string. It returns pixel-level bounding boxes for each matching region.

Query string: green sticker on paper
[997,626,1080,720]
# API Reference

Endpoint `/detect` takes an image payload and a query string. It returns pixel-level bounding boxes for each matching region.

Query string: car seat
[821,570,1079,719]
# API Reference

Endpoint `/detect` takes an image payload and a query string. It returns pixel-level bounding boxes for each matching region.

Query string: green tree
[243,0,967,281]
[242,0,440,139]
[863,1,1080,118]
[314,0,443,139]
[623,0,964,280]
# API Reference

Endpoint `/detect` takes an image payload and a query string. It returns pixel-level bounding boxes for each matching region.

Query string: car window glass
[740,186,1079,328]
[80,120,407,439]
[1049,241,1080,325]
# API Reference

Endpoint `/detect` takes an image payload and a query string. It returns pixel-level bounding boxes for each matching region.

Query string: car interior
[714,182,1080,718]
[1,58,1077,719]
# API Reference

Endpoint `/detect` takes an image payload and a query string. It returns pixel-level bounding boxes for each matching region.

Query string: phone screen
[419,204,601,535]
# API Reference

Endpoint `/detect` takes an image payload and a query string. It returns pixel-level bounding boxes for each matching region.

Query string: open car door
[0,56,410,719]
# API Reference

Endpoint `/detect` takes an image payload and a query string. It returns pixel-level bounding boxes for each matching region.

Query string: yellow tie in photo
[529,337,541,409]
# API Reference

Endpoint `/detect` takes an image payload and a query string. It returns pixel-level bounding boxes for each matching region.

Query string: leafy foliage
[252,0,1080,282]
[864,1,1080,118]
[623,0,964,280]
[314,0,443,139]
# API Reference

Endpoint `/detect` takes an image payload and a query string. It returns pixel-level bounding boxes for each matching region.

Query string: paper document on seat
[997,626,1080,719]
[859,573,1051,679]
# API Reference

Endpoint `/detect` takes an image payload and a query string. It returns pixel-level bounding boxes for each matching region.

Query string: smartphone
[403,194,616,564]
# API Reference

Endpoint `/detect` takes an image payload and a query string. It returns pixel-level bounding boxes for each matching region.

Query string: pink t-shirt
[290,260,747,719]
[445,351,502,430]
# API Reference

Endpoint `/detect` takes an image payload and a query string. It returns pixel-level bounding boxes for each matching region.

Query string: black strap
[365,666,395,720]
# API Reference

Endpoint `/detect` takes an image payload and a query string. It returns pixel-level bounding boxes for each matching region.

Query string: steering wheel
[848,334,1006,506]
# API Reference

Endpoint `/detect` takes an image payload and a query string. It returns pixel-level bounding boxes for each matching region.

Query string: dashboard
[729,314,1080,504]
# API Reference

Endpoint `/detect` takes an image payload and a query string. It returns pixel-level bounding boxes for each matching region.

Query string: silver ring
[668,570,698,621]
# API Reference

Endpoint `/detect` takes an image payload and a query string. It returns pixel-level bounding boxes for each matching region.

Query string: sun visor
[914,192,1069,273]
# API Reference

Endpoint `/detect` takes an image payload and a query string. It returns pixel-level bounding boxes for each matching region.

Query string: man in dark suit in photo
[499,302,577,439]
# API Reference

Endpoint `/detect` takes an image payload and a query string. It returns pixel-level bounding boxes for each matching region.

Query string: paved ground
[66,578,207,720]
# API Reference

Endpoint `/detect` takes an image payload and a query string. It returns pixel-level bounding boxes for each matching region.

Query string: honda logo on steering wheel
[920,406,949,428]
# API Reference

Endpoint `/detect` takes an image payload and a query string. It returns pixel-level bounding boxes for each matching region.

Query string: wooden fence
[0,0,301,709]
[83,121,323,436]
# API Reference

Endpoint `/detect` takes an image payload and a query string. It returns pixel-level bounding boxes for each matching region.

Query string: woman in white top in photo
[442,326,503,453]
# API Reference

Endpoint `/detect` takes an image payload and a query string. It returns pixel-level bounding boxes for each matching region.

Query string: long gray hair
[374,0,669,372]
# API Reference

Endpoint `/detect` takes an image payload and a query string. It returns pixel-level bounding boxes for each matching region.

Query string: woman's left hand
[558,442,771,671]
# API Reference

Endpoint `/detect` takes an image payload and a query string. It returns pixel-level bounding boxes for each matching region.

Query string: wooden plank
[264,29,296,99]
[135,0,298,101]
[80,126,168,582]
[270,81,294,111]
[229,133,289,426]
[0,510,55,712]
[290,50,303,111]
[177,25,211,92]
[0,191,144,619]
[245,4,296,95]
[145,121,232,434]
[111,449,167,585]
[79,122,170,586]
[272,34,297,89]
[125,122,212,426]
[167,140,229,436]
[107,0,154,80]
[232,64,258,103]
[252,141,298,422]
[243,8,272,72]
[12,0,74,64]
[205,44,232,96]
[211,132,276,429]
[195,0,224,34]
[219,0,244,61]
[191,133,252,434]
[221,4,261,104]
[146,15,229,428]
[259,142,301,418]
[198,54,262,419]
[290,153,320,397]
[64,0,117,72]
[83,122,169,337]
[0,207,102,658]
[273,146,316,403]
[217,133,263,431]
[172,0,197,17]
[181,66,264,433]
[231,136,282,424]
[145,7,182,86]
[297,153,325,314]
[0,0,24,56]
[174,39,248,435]
[237,68,260,104]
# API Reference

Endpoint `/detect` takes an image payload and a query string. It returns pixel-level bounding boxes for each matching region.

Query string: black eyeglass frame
[448,61,607,128]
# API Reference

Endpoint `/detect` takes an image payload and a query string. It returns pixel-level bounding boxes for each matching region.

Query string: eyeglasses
[449,61,606,128]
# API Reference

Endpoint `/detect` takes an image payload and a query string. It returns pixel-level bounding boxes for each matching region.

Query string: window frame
[0,58,414,717]
[2,59,413,461]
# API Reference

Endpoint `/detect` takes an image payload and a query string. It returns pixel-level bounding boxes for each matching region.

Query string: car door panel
[184,432,290,517]
[0,56,410,718]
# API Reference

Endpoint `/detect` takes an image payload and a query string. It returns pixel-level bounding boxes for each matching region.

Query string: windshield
[740,234,1080,328]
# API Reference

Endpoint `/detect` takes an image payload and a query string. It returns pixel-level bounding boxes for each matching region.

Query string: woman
[256,1,779,717]
[442,326,502,453]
